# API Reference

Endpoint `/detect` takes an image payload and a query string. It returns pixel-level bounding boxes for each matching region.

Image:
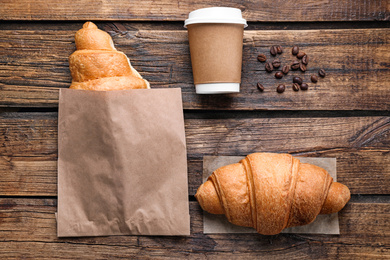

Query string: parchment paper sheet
[57,88,190,237]
[202,156,339,234]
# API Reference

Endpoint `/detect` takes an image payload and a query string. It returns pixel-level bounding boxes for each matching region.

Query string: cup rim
[195,83,240,94]
[184,7,247,28]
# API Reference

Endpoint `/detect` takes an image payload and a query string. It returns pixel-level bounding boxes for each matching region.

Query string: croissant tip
[83,22,98,29]
[320,182,350,214]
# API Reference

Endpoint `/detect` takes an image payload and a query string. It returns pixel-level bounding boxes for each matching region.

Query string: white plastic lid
[195,83,240,94]
[184,7,247,28]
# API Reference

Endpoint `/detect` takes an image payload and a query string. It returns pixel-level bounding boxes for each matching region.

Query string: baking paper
[57,88,190,237]
[202,156,339,234]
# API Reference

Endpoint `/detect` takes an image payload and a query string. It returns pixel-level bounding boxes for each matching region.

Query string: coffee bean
[319,69,326,77]
[311,75,318,83]
[297,51,306,59]
[265,62,273,72]
[302,55,309,65]
[292,46,299,55]
[277,84,285,93]
[300,83,309,90]
[299,63,307,72]
[272,59,281,68]
[291,61,300,70]
[275,71,283,79]
[277,45,283,54]
[270,45,278,56]
[257,53,267,62]
[292,83,300,91]
[293,76,303,85]
[257,83,265,91]
[282,65,290,74]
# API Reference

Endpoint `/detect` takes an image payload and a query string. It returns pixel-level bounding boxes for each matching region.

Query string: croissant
[195,153,351,235]
[69,22,149,90]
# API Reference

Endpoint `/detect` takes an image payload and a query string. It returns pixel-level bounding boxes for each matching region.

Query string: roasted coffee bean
[275,71,283,79]
[292,83,300,91]
[300,83,309,90]
[282,65,290,74]
[319,69,326,77]
[270,45,278,56]
[293,76,303,85]
[277,45,283,54]
[302,55,309,65]
[292,46,299,55]
[265,62,273,72]
[297,51,306,59]
[257,53,267,62]
[277,84,286,93]
[291,61,300,70]
[272,59,281,68]
[311,75,318,83]
[257,83,265,91]
[299,63,307,72]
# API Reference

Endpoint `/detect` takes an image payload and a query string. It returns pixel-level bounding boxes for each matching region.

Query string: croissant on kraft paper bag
[195,153,351,235]
[58,22,191,237]
[69,22,149,90]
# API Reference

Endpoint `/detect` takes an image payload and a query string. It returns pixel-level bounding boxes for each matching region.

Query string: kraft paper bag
[202,156,340,235]
[57,88,190,237]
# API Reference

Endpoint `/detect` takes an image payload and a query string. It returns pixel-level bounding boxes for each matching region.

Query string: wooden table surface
[1,1,389,259]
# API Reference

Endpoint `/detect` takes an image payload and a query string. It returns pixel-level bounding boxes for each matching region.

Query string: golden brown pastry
[69,22,149,90]
[195,153,350,235]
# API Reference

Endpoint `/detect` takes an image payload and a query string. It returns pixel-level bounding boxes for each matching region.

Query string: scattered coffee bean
[297,51,306,59]
[299,63,307,72]
[257,53,267,62]
[277,45,283,54]
[293,76,303,85]
[291,61,300,70]
[300,83,309,90]
[275,71,283,79]
[282,65,290,74]
[272,59,281,68]
[277,84,286,93]
[265,62,273,72]
[319,69,326,77]
[311,75,318,83]
[257,83,265,91]
[270,45,278,56]
[292,83,300,91]
[302,55,309,65]
[257,45,318,93]
[292,46,299,55]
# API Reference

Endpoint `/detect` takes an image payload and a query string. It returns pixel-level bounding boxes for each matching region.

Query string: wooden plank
[0,199,388,259]
[1,150,389,197]
[0,112,389,195]
[1,0,389,22]
[0,28,389,110]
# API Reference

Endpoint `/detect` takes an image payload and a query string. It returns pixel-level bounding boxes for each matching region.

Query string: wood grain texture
[1,0,389,22]
[0,112,388,196]
[0,199,388,259]
[0,28,389,110]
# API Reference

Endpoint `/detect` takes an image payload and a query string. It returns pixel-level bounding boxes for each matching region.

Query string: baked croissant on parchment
[69,22,149,90]
[195,153,350,235]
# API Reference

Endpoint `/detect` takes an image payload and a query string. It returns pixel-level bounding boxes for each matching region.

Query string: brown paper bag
[57,88,190,237]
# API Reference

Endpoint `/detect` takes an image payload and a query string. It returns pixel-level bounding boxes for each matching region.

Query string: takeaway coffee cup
[185,7,247,94]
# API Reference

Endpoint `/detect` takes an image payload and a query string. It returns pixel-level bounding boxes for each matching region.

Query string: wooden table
[1,1,389,258]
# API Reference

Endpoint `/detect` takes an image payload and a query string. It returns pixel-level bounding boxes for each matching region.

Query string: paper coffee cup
[185,7,247,94]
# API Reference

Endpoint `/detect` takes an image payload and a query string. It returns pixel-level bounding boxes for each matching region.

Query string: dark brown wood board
[0,1,389,258]
[0,112,389,196]
[0,199,388,259]
[1,0,389,21]
[0,28,389,110]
